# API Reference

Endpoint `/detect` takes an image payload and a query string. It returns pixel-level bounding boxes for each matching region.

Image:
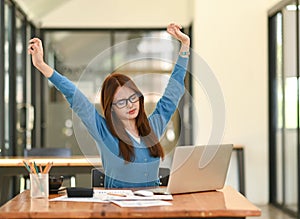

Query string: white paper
[94,189,173,201]
[94,189,134,199]
[50,195,108,203]
[50,189,173,203]
[111,200,172,207]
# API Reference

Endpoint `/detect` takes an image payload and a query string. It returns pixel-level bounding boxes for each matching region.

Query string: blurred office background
[1,0,299,218]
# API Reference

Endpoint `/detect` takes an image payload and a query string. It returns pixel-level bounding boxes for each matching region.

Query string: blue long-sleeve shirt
[48,56,189,188]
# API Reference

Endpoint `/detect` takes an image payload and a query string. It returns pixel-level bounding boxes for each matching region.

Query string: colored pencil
[39,164,43,173]
[22,160,31,173]
[33,161,39,173]
[29,162,37,174]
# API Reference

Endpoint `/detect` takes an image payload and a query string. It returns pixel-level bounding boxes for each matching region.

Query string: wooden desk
[0,186,260,219]
[0,156,101,205]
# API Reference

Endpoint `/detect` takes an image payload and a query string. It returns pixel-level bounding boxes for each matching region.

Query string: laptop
[151,144,233,194]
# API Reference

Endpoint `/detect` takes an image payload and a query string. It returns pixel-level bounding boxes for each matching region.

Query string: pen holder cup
[30,173,49,198]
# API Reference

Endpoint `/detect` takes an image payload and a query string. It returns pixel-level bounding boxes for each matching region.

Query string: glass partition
[4,2,13,156]
[43,31,112,155]
[282,3,298,213]
[269,0,299,217]
[15,13,26,155]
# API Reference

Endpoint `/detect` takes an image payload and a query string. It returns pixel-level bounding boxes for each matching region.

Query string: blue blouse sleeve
[148,56,189,138]
[48,71,107,142]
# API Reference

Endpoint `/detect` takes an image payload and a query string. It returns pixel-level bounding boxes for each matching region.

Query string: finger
[29,39,37,45]
[167,25,176,32]
[173,27,181,35]
[169,23,180,29]
[29,38,41,43]
[167,24,173,29]
[167,23,175,30]
[29,38,42,48]
[166,27,174,34]
[27,46,34,54]
[27,44,39,53]
[175,23,182,29]
[28,43,36,50]
[27,49,33,55]
[27,45,34,53]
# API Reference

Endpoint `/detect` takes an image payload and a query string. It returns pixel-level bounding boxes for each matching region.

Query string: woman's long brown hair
[101,73,164,163]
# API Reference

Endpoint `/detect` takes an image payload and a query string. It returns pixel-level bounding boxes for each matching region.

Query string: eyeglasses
[112,93,140,109]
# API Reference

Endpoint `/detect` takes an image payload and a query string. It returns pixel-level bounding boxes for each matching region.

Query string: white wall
[193,0,273,204]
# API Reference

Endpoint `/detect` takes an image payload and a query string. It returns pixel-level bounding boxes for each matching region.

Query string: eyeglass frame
[112,93,140,109]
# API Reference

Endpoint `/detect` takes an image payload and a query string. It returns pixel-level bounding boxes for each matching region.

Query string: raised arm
[27,37,78,105]
[149,23,190,138]
[27,38,105,142]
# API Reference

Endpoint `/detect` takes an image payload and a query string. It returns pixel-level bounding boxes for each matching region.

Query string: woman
[28,23,190,188]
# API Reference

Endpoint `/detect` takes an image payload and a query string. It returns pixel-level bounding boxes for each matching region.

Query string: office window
[15,12,27,155]
[0,0,50,205]
[0,0,4,154]
[0,0,36,157]
[269,0,299,217]
[43,31,112,156]
[4,2,13,155]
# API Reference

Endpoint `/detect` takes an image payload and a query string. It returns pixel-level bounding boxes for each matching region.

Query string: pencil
[107,193,127,197]
[42,162,50,174]
[29,162,37,174]
[22,160,31,173]
[33,161,39,173]
[43,162,53,173]
[48,162,53,173]
[39,164,43,173]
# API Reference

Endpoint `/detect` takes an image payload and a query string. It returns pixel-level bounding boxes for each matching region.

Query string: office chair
[91,167,170,187]
[23,148,76,188]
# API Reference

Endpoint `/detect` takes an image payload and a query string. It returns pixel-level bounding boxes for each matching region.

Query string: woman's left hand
[167,23,190,46]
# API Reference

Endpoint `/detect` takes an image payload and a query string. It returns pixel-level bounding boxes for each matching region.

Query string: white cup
[30,173,49,198]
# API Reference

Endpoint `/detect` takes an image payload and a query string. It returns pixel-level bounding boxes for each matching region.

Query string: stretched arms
[28,24,190,76]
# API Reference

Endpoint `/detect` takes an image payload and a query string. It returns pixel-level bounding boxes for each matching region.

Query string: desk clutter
[50,188,173,207]
[22,160,67,195]
[22,159,172,207]
[0,186,261,218]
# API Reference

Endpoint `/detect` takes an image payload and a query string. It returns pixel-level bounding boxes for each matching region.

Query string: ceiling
[13,0,191,81]
[14,0,193,28]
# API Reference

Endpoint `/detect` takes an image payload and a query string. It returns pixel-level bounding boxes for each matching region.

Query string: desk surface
[0,186,260,219]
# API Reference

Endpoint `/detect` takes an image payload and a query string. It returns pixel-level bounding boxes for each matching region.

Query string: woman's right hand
[28,38,53,78]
